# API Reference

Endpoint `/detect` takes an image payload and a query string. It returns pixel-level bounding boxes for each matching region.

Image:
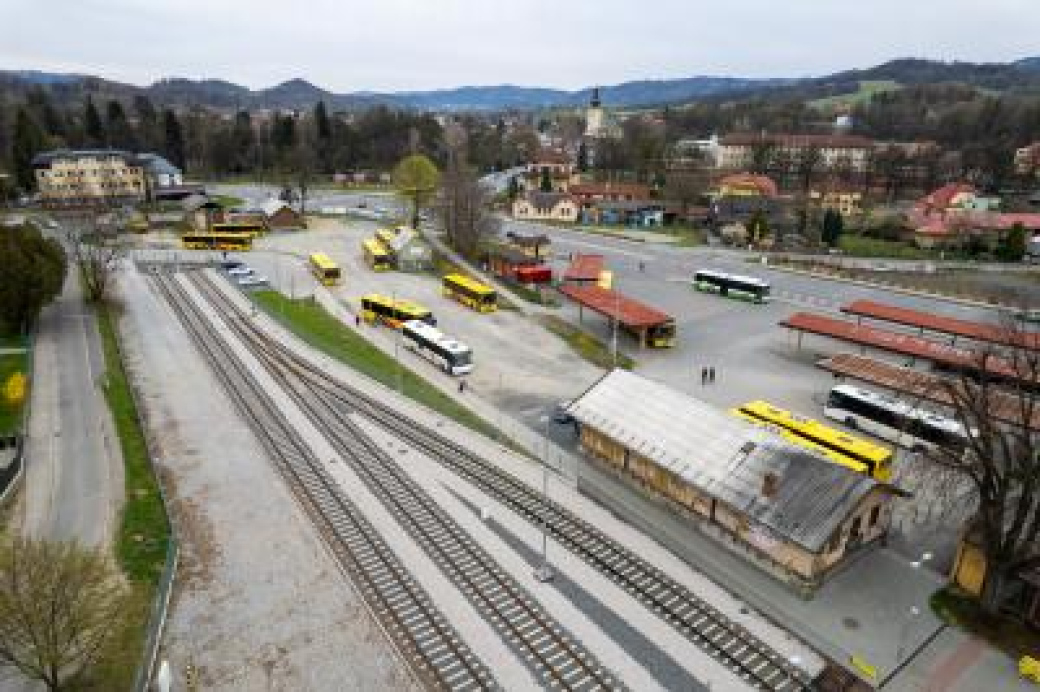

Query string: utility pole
[533,414,554,583]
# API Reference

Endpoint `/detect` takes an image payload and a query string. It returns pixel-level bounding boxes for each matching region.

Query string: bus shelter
[780,312,1037,389]
[560,284,675,348]
[563,254,604,283]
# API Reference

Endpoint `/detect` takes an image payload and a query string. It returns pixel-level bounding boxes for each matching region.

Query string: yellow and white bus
[442,274,497,313]
[309,253,342,286]
[181,233,252,251]
[363,238,392,271]
[732,400,894,481]
[360,294,436,328]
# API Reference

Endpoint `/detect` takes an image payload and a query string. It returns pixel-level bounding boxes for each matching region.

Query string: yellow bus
[732,400,894,481]
[730,407,868,474]
[363,238,392,271]
[442,274,497,313]
[309,253,342,286]
[181,233,252,251]
[360,294,436,328]
[212,221,266,238]
[375,227,399,250]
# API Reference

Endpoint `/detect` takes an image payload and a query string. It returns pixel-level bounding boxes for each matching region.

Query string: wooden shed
[568,369,898,594]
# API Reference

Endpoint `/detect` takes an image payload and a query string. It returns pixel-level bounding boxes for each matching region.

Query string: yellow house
[32,149,147,206]
[569,369,897,594]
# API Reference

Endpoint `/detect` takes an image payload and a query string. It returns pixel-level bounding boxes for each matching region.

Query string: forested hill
[1,56,1038,112]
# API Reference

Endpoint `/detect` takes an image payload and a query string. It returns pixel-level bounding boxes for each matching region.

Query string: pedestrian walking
[355,314,361,327]
[709,366,716,383]
[700,367,707,385]
[638,261,645,272]
[458,380,466,394]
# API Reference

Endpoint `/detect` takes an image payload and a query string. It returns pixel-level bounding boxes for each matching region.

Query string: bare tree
[65,215,125,303]
[913,311,1040,614]
[440,132,500,259]
[0,537,134,691]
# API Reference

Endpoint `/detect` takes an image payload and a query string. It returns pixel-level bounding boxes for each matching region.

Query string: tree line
[0,87,455,194]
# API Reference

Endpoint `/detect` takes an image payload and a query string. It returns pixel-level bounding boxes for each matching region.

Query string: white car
[227,266,254,277]
[236,275,269,287]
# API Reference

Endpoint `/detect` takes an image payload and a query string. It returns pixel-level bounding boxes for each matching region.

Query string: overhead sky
[5,0,1038,92]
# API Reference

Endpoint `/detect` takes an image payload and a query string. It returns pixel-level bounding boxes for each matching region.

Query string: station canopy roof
[567,369,882,552]
[563,253,604,282]
[841,300,1040,352]
[560,284,672,328]
[780,312,1032,383]
[817,353,1040,430]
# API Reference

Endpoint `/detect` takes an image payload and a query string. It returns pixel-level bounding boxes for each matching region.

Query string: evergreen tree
[996,223,1027,262]
[821,209,845,246]
[0,223,67,333]
[104,100,134,149]
[231,111,255,172]
[506,175,520,201]
[539,168,553,192]
[12,108,44,191]
[577,142,589,172]
[84,96,105,146]
[162,109,186,171]
[313,101,331,141]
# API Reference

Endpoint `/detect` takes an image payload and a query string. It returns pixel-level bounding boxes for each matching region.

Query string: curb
[766,265,1017,311]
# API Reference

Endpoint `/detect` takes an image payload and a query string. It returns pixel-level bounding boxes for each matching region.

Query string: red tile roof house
[903,183,1040,249]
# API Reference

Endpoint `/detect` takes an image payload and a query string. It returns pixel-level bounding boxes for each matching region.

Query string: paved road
[21,269,123,547]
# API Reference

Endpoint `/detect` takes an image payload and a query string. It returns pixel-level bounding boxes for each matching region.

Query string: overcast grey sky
[5,0,1039,92]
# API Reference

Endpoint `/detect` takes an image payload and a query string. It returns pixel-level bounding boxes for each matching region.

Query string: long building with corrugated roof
[568,369,898,593]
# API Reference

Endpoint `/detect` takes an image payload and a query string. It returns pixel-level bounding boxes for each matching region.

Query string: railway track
[185,272,626,692]
[151,272,496,691]
[191,268,815,691]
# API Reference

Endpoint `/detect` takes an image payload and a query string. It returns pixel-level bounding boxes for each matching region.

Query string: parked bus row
[732,384,969,481]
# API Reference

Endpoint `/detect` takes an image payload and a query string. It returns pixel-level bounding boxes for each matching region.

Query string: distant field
[810,80,901,110]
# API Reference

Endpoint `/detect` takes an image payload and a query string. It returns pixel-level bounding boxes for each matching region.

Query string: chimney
[761,472,780,499]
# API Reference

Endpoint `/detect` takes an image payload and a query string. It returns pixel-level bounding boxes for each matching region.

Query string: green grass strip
[249,290,505,442]
[96,303,170,586]
[538,314,635,370]
[0,335,28,436]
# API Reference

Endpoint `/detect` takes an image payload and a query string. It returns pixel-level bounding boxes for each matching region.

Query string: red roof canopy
[560,284,673,327]
[563,253,604,282]
[780,312,1028,381]
[841,300,1040,352]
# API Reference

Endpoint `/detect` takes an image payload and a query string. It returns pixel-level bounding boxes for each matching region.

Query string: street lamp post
[533,414,554,583]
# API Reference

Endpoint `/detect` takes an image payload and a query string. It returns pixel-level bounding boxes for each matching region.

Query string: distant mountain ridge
[2,55,1038,112]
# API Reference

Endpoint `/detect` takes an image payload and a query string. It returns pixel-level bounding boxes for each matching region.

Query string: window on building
[827,531,842,553]
[868,504,881,528]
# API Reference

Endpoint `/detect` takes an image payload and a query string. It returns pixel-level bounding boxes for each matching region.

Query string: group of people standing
[700,366,716,385]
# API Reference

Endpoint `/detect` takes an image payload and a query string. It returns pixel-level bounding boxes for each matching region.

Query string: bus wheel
[845,418,857,430]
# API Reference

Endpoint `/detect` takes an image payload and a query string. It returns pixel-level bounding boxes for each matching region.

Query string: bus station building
[568,370,897,594]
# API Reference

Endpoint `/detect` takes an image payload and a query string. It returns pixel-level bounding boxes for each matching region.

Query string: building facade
[33,149,148,206]
[512,192,579,223]
[717,134,874,173]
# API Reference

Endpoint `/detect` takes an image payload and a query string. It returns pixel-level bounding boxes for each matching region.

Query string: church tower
[585,87,605,138]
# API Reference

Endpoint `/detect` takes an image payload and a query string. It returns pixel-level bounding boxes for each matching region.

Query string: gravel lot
[116,264,417,691]
[248,216,605,423]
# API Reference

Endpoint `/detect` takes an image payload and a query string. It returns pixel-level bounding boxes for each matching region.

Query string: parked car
[236,275,269,287]
[552,400,574,424]
[227,266,253,277]
[220,259,244,270]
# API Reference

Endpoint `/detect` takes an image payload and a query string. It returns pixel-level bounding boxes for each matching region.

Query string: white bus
[693,269,770,303]
[823,384,969,453]
[401,320,473,376]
